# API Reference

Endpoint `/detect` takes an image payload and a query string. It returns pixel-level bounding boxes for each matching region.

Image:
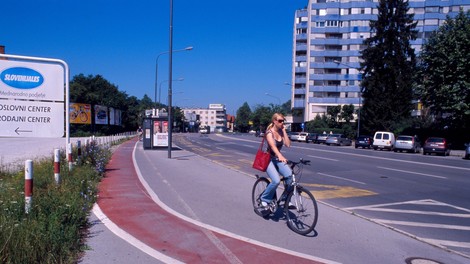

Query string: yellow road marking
[303,183,377,200]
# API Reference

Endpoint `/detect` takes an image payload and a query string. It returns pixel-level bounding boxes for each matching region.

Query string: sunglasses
[277,119,285,123]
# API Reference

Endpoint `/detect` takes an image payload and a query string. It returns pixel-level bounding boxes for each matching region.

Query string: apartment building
[291,0,470,124]
[182,104,227,132]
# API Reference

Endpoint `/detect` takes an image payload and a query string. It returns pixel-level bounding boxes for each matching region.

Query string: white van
[372,131,395,150]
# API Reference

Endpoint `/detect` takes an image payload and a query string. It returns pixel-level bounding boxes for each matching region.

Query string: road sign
[0,100,64,137]
[0,58,66,138]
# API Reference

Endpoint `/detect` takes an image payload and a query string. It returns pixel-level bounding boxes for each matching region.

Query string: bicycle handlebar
[287,158,311,166]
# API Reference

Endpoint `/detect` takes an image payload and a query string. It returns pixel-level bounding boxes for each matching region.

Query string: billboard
[94,105,108,125]
[69,103,91,124]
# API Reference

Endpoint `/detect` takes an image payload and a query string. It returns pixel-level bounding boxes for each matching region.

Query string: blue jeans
[261,158,293,203]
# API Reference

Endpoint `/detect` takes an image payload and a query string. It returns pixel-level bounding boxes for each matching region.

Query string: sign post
[0,54,69,144]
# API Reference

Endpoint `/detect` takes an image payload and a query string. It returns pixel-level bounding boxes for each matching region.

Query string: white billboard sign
[0,58,65,138]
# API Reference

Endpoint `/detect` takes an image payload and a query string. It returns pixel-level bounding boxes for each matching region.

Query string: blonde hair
[266,113,284,131]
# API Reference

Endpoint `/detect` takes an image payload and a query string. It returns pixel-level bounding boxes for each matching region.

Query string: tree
[360,0,418,134]
[250,105,274,132]
[235,102,252,132]
[417,10,470,130]
[340,104,355,124]
[327,105,341,126]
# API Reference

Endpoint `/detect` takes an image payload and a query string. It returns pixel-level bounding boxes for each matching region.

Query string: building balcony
[294,88,306,95]
[310,97,360,105]
[293,99,305,108]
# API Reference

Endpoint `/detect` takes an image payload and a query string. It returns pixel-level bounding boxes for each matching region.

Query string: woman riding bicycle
[260,113,292,209]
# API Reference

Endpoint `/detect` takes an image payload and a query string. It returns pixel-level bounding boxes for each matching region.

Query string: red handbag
[252,137,271,172]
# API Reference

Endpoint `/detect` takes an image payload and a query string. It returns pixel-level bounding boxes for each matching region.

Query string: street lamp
[265,92,281,105]
[154,46,192,108]
[159,78,184,104]
[334,60,362,138]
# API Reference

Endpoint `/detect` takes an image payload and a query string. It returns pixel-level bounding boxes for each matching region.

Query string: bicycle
[251,158,318,235]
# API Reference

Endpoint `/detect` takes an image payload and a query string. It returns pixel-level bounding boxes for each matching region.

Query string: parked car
[464,143,470,159]
[306,133,318,143]
[316,134,328,144]
[394,135,421,153]
[325,134,352,146]
[372,131,396,151]
[355,135,372,149]
[298,132,309,142]
[289,132,300,141]
[423,137,450,156]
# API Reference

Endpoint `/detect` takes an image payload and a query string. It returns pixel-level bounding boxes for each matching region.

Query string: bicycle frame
[252,158,318,235]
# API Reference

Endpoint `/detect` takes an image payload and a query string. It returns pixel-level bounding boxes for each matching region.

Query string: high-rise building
[291,0,469,125]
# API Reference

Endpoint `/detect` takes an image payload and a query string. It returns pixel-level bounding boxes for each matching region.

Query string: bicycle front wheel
[252,177,270,217]
[285,186,318,235]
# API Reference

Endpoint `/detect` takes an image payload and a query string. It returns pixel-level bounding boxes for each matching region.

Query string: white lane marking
[317,172,366,185]
[377,166,447,179]
[373,219,470,231]
[92,204,184,264]
[351,207,470,218]
[133,143,340,264]
[308,155,339,162]
[216,134,470,172]
[422,238,470,249]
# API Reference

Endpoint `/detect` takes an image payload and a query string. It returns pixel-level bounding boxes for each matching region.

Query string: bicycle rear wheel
[252,177,270,217]
[285,186,318,235]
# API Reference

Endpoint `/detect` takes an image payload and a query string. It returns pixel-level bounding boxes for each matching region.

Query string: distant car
[306,133,318,143]
[199,127,209,134]
[325,134,352,146]
[316,134,328,144]
[372,131,395,151]
[423,137,450,156]
[248,130,256,134]
[464,143,470,159]
[355,135,372,149]
[394,135,421,153]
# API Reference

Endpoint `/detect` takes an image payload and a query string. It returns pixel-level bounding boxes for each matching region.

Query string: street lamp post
[154,46,192,109]
[334,60,362,138]
[265,92,281,105]
[159,78,184,104]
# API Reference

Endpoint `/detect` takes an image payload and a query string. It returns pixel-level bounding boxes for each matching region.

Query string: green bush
[0,142,111,264]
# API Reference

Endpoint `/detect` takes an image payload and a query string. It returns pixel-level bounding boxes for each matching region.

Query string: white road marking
[373,219,470,231]
[317,172,366,185]
[377,166,447,179]
[351,207,470,218]
[421,238,470,249]
[308,155,339,162]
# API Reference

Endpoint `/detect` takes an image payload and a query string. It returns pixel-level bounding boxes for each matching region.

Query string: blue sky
[1,0,306,115]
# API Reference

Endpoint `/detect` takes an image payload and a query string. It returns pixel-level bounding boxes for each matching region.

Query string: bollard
[25,160,33,214]
[54,149,61,184]
[77,140,82,163]
[67,143,73,171]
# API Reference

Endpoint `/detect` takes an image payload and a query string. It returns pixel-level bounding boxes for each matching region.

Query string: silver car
[394,135,421,153]
[325,134,352,146]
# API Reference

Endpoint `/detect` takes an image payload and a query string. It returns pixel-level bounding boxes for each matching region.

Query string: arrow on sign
[15,127,33,135]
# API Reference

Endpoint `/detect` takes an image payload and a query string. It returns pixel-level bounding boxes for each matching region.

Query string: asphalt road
[172,133,470,259]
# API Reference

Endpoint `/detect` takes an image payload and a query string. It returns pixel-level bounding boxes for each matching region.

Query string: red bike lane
[96,138,327,263]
